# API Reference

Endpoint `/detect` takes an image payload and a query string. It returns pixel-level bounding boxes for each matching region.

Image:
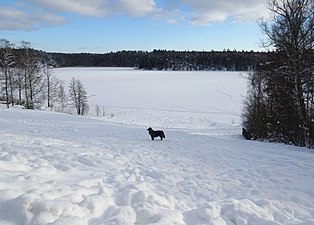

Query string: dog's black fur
[147,127,165,140]
[242,128,252,140]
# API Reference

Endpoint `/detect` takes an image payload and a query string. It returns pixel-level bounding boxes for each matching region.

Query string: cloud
[0,5,65,31]
[28,0,108,17]
[178,0,269,25]
[0,0,269,31]
[115,0,158,17]
[111,0,268,25]
[28,0,160,18]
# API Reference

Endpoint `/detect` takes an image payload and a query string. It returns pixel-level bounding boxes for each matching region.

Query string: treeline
[138,50,266,71]
[2,44,267,71]
[48,49,266,71]
[242,0,313,148]
[0,39,89,115]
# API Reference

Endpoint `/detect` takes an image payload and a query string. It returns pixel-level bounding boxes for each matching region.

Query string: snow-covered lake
[54,67,247,134]
[0,68,313,225]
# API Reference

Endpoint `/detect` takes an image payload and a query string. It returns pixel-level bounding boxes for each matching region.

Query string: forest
[47,49,266,71]
[0,40,89,115]
[242,0,313,148]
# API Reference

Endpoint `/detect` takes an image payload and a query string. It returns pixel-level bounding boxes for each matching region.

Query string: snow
[53,67,246,132]
[0,68,313,225]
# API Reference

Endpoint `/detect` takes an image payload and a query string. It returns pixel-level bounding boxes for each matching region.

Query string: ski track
[0,109,314,225]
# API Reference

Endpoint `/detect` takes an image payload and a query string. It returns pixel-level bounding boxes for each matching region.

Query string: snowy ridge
[0,108,314,225]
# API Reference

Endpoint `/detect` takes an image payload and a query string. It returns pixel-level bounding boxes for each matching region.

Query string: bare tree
[12,67,24,106]
[68,77,88,115]
[95,104,101,117]
[0,39,15,108]
[20,41,42,109]
[42,64,62,109]
[57,81,67,113]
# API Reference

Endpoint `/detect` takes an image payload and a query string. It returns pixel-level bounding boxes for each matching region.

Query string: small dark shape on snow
[242,128,252,140]
[147,127,165,141]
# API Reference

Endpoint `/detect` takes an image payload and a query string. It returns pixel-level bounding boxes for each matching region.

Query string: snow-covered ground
[0,68,313,225]
[54,68,246,133]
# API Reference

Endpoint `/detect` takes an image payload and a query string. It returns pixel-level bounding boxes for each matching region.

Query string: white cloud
[0,5,65,31]
[115,0,158,17]
[29,0,108,17]
[28,0,160,18]
[190,11,227,25]
[0,0,269,31]
[178,0,269,25]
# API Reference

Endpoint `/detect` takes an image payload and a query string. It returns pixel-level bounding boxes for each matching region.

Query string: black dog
[147,127,165,140]
[242,128,252,140]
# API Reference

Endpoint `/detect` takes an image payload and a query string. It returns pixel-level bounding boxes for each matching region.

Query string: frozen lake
[54,67,248,134]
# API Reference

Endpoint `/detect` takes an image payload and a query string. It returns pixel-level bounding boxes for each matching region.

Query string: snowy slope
[0,108,313,225]
[1,68,314,225]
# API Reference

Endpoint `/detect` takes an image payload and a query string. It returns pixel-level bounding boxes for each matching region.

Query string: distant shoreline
[35,49,268,71]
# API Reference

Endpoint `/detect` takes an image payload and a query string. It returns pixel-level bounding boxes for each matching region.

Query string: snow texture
[0,68,313,225]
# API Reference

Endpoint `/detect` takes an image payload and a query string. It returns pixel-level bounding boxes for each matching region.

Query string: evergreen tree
[243,0,314,147]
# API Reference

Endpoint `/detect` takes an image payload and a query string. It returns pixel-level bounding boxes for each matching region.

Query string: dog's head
[147,127,153,131]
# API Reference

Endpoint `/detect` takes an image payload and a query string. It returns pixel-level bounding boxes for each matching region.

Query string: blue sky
[0,0,269,53]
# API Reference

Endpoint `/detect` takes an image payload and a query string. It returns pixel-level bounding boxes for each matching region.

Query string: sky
[0,0,270,53]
